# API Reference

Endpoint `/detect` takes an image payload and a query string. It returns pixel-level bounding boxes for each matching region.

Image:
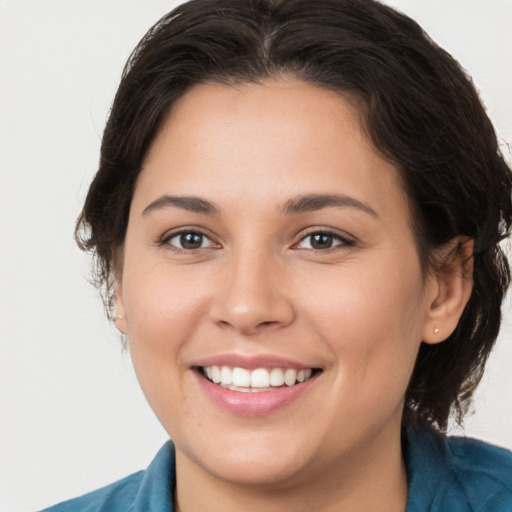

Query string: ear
[113,249,128,335]
[422,237,474,344]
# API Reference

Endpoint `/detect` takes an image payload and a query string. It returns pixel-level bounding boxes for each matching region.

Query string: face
[116,78,436,488]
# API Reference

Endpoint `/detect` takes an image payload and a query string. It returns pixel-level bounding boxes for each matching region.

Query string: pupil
[180,232,203,249]
[311,233,332,249]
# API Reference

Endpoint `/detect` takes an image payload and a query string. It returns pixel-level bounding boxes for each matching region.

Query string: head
[77,0,511,459]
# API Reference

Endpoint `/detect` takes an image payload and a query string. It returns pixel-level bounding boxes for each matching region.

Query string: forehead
[147,78,365,172]
[135,78,411,221]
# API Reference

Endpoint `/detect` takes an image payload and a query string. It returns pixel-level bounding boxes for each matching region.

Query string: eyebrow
[142,195,220,216]
[282,193,379,217]
[141,193,378,218]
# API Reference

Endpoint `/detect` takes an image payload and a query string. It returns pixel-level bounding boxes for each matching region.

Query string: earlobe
[113,252,128,335]
[422,238,474,344]
[114,281,128,335]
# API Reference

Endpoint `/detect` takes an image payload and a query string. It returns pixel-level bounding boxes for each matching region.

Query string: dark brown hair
[76,0,512,431]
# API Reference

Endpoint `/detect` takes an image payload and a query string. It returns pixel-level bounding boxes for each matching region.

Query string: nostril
[208,281,295,334]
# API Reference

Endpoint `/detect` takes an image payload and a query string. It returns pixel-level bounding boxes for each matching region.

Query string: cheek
[302,254,425,393]
[306,252,424,329]
[121,262,212,412]
[124,295,206,441]
[123,261,210,348]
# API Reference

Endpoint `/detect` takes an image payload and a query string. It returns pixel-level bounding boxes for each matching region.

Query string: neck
[174,420,408,512]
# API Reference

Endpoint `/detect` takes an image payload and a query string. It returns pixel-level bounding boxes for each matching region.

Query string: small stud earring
[116,314,124,320]
[434,327,439,335]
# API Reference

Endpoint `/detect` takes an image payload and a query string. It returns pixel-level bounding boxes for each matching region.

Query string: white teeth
[251,368,270,388]
[284,368,297,386]
[269,368,285,386]
[297,369,313,382]
[202,365,316,390]
[232,367,251,387]
[233,386,251,393]
[211,366,221,384]
[220,366,232,385]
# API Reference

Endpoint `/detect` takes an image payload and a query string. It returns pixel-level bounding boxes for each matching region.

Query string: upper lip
[191,353,320,370]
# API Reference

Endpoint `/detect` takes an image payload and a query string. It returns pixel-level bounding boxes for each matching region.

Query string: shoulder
[37,441,176,512]
[38,472,144,512]
[406,428,512,512]
[445,435,512,508]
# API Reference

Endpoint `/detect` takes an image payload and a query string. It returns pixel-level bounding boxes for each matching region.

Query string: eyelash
[295,229,355,251]
[159,229,218,252]
[159,228,355,253]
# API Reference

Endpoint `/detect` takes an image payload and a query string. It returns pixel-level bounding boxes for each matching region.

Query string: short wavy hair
[76,0,512,431]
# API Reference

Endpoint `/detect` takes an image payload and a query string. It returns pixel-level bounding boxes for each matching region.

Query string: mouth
[197,365,322,393]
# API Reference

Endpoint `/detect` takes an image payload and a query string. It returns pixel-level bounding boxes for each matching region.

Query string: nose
[209,249,295,336]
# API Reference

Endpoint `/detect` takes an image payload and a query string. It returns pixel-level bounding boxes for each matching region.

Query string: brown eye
[166,231,215,250]
[180,232,203,249]
[310,233,334,249]
[297,231,353,250]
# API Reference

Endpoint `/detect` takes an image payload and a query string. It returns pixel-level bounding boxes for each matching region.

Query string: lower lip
[195,371,319,416]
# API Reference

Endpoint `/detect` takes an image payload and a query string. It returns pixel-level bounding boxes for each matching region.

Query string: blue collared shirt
[39,428,512,511]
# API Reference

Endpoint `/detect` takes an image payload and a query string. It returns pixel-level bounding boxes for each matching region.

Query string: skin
[115,78,472,512]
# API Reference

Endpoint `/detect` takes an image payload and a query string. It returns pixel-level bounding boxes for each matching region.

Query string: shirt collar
[131,441,176,512]
[405,427,456,511]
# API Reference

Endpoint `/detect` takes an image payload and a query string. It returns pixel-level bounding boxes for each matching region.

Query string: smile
[201,366,316,392]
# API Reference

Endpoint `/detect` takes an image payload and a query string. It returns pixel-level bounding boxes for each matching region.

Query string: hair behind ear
[405,238,509,430]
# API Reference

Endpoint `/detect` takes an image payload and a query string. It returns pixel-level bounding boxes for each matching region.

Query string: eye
[296,231,354,250]
[164,231,217,251]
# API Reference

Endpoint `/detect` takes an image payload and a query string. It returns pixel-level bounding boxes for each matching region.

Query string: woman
[41,0,512,510]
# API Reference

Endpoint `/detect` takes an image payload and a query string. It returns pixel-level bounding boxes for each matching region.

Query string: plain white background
[0,1,511,510]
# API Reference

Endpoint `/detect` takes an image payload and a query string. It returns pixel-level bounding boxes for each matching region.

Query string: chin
[177,428,314,487]
[205,454,310,487]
